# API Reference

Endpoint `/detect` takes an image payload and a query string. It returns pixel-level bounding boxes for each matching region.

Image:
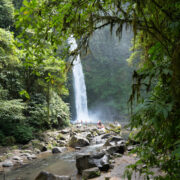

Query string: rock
[106,145,125,155]
[20,153,31,157]
[110,136,123,142]
[27,154,37,160]
[127,145,135,151]
[23,149,33,153]
[76,154,93,174]
[52,147,67,154]
[98,128,106,135]
[12,156,22,160]
[101,133,112,139]
[2,160,13,167]
[104,136,124,146]
[75,147,81,150]
[61,129,69,134]
[31,140,47,152]
[35,171,71,180]
[34,148,41,154]
[76,152,110,174]
[82,167,101,179]
[69,135,89,148]
[57,140,67,146]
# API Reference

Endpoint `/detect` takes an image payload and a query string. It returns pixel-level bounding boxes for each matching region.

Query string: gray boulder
[35,171,71,180]
[82,167,101,179]
[106,145,125,155]
[76,152,110,174]
[69,135,89,148]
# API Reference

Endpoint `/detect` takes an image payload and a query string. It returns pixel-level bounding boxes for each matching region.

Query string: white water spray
[68,36,89,122]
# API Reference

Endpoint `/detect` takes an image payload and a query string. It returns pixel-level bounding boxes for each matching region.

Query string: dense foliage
[15,0,180,179]
[0,1,70,145]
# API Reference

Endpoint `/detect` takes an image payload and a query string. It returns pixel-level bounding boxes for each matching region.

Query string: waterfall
[68,36,89,122]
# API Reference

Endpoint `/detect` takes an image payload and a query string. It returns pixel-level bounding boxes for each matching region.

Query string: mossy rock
[82,167,101,180]
[31,140,47,151]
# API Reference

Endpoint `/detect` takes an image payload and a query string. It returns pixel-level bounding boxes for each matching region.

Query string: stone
[98,128,106,135]
[35,171,71,180]
[82,167,101,179]
[104,136,124,146]
[98,154,110,171]
[106,145,125,155]
[57,140,66,146]
[31,140,47,152]
[12,156,22,160]
[52,147,67,154]
[101,133,112,139]
[20,153,31,157]
[27,154,37,160]
[76,152,110,174]
[110,136,123,142]
[127,145,135,151]
[61,129,69,134]
[34,148,41,154]
[75,147,81,150]
[69,135,89,148]
[2,160,13,167]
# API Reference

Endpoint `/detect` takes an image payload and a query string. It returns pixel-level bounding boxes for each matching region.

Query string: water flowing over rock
[68,36,89,122]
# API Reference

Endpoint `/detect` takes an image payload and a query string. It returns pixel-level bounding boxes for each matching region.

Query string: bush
[13,125,34,144]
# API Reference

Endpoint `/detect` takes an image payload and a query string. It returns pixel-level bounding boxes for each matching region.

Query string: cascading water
[68,36,89,122]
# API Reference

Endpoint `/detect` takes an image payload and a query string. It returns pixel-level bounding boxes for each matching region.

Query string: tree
[16,0,180,178]
[0,0,14,29]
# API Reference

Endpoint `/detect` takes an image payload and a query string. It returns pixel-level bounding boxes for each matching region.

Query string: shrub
[13,125,34,144]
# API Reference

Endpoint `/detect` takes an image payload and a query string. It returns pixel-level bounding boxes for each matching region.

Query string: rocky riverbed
[0,123,140,180]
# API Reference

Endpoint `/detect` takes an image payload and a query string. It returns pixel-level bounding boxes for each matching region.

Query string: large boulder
[105,145,125,155]
[35,171,71,180]
[82,167,101,179]
[76,152,110,174]
[69,135,89,148]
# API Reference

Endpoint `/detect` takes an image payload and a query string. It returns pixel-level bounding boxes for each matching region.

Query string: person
[97,120,104,129]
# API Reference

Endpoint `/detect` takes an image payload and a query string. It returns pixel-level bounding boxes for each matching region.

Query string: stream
[0,143,104,180]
